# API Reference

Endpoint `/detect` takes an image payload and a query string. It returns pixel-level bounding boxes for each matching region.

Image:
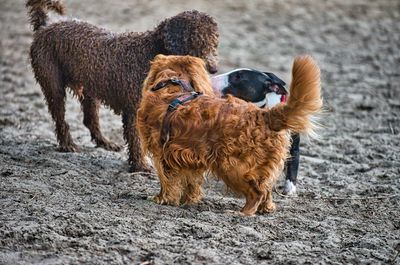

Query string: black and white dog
[211,69,299,195]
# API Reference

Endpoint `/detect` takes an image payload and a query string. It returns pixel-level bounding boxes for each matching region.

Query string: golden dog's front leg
[180,171,205,205]
[257,187,276,214]
[152,162,182,206]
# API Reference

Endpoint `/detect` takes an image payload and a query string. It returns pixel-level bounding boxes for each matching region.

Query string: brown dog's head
[143,54,215,96]
[158,10,219,74]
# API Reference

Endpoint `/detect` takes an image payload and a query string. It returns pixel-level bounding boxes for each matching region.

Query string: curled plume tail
[26,0,65,31]
[266,55,323,136]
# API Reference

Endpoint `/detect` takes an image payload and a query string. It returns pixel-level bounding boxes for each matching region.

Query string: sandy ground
[1,0,400,264]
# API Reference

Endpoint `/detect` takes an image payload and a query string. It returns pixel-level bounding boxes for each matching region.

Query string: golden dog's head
[143,54,215,96]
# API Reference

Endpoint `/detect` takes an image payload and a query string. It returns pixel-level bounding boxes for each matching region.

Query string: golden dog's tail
[266,55,322,136]
[26,0,65,31]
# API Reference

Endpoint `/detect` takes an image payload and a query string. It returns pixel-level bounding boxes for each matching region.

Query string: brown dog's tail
[26,0,65,31]
[266,55,322,136]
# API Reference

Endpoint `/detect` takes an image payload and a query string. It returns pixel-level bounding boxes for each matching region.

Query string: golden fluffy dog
[137,55,322,216]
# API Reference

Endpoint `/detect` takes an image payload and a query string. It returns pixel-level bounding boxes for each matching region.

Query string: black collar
[151,77,193,92]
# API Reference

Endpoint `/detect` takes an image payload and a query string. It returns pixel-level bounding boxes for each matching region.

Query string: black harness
[151,77,203,145]
[151,77,194,93]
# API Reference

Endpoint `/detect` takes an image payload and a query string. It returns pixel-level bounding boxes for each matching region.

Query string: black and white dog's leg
[283,133,300,195]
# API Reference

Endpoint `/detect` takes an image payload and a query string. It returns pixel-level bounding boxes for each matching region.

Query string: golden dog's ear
[185,56,215,96]
[154,54,168,61]
[143,62,159,92]
[143,54,169,91]
[142,70,154,92]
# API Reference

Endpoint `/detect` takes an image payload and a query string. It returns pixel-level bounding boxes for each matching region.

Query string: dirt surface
[1,0,400,264]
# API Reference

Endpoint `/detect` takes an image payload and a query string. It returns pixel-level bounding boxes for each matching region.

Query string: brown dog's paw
[58,144,79,152]
[129,164,154,173]
[181,196,202,205]
[97,141,123,152]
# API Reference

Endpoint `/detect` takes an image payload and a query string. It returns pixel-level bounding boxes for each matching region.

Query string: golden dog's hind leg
[152,162,183,206]
[217,168,264,216]
[240,179,265,216]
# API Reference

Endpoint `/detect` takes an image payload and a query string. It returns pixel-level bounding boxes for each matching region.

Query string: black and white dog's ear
[263,72,288,95]
[263,72,286,86]
[263,79,274,94]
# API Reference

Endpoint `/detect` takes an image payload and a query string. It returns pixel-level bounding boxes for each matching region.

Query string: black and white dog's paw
[283,180,297,195]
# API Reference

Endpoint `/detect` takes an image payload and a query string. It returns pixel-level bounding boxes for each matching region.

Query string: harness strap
[160,92,203,145]
[152,77,193,92]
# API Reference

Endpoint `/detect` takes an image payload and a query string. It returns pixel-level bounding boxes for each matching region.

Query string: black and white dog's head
[211,68,287,108]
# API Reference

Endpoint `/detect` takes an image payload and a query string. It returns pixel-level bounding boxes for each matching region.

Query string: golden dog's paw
[147,195,164,204]
[149,194,179,206]
[181,195,203,205]
[147,195,155,201]
[225,210,255,217]
[258,202,276,214]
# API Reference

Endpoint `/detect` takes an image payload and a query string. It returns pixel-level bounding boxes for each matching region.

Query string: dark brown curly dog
[26,0,219,172]
[137,55,322,216]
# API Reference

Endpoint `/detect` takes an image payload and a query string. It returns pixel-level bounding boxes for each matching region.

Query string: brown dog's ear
[160,11,219,74]
[161,10,219,57]
[162,16,190,55]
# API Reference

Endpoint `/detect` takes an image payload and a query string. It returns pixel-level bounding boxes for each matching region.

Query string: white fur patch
[211,68,254,94]
[283,180,297,195]
[215,68,253,76]
[211,74,229,95]
[266,93,282,108]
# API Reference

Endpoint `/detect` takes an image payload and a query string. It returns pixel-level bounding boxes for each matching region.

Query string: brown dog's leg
[37,62,77,152]
[81,96,122,151]
[122,110,151,172]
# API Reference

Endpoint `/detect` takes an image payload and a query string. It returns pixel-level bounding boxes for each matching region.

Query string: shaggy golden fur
[137,55,322,216]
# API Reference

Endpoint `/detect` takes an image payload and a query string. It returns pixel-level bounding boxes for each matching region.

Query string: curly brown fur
[26,0,219,172]
[136,55,322,216]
